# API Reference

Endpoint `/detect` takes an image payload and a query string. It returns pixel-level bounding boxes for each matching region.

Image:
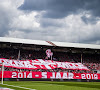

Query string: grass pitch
[0,81,100,90]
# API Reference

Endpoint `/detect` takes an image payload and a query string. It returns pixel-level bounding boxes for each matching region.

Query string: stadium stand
[0,37,100,74]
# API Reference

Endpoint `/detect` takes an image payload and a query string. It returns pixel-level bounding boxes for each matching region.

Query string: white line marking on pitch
[0,83,36,90]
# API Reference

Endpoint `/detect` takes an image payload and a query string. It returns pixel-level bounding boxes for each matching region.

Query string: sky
[0,0,100,44]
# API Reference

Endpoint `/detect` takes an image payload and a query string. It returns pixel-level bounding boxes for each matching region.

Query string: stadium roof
[0,37,100,49]
[0,37,52,46]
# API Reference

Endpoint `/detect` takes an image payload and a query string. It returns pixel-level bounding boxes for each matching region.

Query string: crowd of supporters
[83,63,100,71]
[0,67,93,74]
[0,48,100,73]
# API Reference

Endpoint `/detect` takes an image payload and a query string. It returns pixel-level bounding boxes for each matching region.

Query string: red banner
[0,71,100,79]
[0,58,89,70]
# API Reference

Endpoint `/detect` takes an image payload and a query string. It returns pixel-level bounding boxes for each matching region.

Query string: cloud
[1,0,100,45]
[0,0,12,36]
[19,0,84,18]
[10,12,40,30]
[19,0,100,19]
[6,13,100,45]
[0,0,24,36]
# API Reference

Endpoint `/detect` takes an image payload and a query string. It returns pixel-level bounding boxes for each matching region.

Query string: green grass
[0,81,100,90]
